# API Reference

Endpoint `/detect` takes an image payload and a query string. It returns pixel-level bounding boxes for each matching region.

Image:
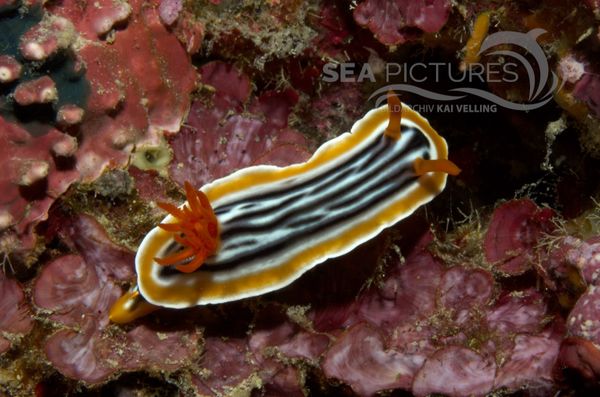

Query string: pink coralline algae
[33,214,201,384]
[188,304,328,396]
[318,232,561,397]
[0,117,79,249]
[310,2,381,69]
[193,312,331,396]
[3,0,600,394]
[413,347,495,396]
[0,0,195,251]
[46,0,197,181]
[484,199,555,275]
[0,272,33,355]
[557,337,600,380]
[169,61,312,188]
[18,13,76,61]
[547,235,600,379]
[304,82,365,141]
[11,0,196,166]
[353,0,451,45]
[557,53,600,120]
[13,76,57,106]
[493,203,600,384]
[158,0,203,55]
[0,4,84,131]
[158,0,182,26]
[176,213,564,396]
[41,0,132,41]
[0,55,22,83]
[573,73,600,119]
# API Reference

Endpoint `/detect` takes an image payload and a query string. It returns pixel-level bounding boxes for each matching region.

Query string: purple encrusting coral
[2,0,600,395]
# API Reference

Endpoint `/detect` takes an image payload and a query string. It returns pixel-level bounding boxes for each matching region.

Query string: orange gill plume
[154,181,219,273]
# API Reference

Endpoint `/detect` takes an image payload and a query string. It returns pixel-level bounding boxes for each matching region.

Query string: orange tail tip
[109,286,158,324]
[385,91,402,140]
[154,181,219,273]
[413,158,461,176]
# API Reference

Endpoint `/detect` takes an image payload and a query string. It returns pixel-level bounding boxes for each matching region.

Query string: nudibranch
[109,93,460,324]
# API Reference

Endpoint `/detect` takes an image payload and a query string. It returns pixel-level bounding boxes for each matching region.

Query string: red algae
[484,199,556,275]
[0,116,79,253]
[357,234,445,327]
[69,0,196,181]
[249,320,329,363]
[0,55,22,83]
[573,73,600,119]
[557,337,600,380]
[354,0,451,45]
[192,337,257,395]
[13,76,57,105]
[0,272,33,354]
[412,346,495,397]
[316,224,562,396]
[158,0,182,26]
[169,61,312,188]
[495,327,563,392]
[0,0,195,264]
[33,215,201,384]
[323,323,420,395]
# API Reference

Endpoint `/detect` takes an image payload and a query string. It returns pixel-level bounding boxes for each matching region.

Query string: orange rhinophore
[413,157,461,176]
[385,91,403,140]
[154,181,219,273]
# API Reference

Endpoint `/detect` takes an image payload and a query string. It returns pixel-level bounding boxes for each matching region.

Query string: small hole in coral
[144,149,158,163]
[19,177,48,201]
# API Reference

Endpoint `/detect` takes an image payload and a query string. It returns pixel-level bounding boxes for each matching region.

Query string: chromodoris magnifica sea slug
[109,93,460,323]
